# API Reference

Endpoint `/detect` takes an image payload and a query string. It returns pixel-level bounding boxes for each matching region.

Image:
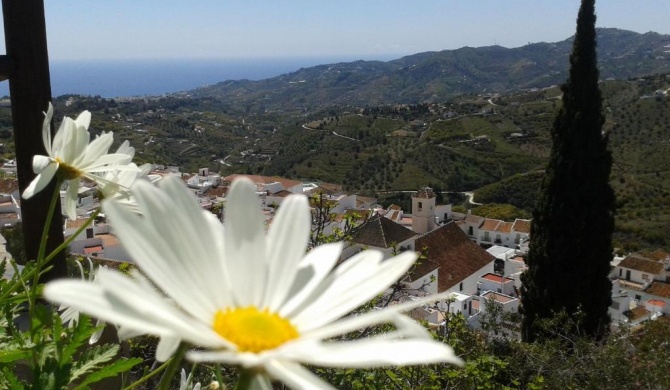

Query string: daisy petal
[264,360,336,390]
[44,279,175,337]
[104,179,228,320]
[247,374,273,390]
[74,110,91,130]
[156,336,181,362]
[23,162,57,199]
[264,194,310,311]
[187,350,268,368]
[279,243,341,317]
[42,103,54,155]
[285,339,461,368]
[224,178,267,307]
[292,251,417,331]
[65,178,80,220]
[303,290,454,341]
[77,131,113,166]
[32,154,52,174]
[93,268,228,348]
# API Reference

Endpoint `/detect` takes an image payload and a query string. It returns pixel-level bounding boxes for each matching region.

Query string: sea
[0,56,396,98]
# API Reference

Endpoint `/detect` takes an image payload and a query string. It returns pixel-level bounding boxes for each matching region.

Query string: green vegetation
[474,171,544,210]
[470,203,531,221]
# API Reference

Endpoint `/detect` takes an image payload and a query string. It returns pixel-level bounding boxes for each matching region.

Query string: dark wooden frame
[2,0,66,280]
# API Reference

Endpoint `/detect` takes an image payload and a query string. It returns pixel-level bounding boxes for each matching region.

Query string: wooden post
[2,0,66,280]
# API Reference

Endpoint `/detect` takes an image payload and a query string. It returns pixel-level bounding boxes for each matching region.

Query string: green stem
[0,262,37,301]
[28,180,62,358]
[214,364,224,389]
[42,208,100,265]
[122,359,172,390]
[156,343,187,390]
[234,369,257,390]
[30,179,62,307]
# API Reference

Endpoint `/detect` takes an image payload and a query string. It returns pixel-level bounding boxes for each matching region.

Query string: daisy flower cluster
[31,104,461,389]
[22,102,144,219]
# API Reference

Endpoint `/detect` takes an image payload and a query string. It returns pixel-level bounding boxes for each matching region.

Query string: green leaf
[69,344,119,383]
[72,357,142,390]
[61,316,96,365]
[0,347,32,363]
[1,366,25,389]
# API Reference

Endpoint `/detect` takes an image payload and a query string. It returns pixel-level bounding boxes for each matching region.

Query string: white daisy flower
[44,177,461,389]
[22,102,139,219]
[97,162,154,212]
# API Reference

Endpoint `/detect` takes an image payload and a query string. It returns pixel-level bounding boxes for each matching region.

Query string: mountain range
[191,28,670,108]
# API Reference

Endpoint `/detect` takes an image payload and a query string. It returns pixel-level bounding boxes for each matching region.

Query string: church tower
[412,187,437,234]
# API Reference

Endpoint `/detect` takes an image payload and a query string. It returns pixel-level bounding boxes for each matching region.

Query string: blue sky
[3,1,670,61]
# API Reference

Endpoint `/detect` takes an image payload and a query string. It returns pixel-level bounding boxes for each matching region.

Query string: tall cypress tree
[521,0,614,342]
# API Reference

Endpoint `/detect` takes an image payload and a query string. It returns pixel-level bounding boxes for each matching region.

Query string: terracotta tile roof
[205,187,228,197]
[495,221,513,233]
[480,218,502,231]
[647,299,666,307]
[641,249,670,262]
[271,190,293,198]
[387,210,400,220]
[464,214,484,225]
[65,219,90,229]
[333,209,369,223]
[355,195,377,206]
[410,222,495,292]
[352,214,417,249]
[97,233,120,247]
[625,306,650,321]
[84,245,104,254]
[347,209,369,221]
[512,219,531,234]
[482,273,514,284]
[0,178,19,195]
[647,282,670,299]
[482,291,515,304]
[318,182,343,193]
[619,254,664,274]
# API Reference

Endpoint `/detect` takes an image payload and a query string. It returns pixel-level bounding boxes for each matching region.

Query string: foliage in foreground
[0,259,142,389]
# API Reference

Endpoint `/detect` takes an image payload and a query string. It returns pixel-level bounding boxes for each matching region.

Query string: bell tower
[412,187,437,234]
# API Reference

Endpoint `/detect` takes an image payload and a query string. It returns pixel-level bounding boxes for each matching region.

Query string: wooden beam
[2,0,66,280]
[0,55,13,82]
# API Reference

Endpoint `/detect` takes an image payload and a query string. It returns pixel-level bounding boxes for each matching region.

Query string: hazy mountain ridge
[191,28,670,107]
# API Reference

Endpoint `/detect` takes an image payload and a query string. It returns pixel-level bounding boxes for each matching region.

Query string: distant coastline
[0,56,398,98]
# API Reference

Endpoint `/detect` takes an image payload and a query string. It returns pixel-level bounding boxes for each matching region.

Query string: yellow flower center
[213,306,299,353]
[55,158,83,180]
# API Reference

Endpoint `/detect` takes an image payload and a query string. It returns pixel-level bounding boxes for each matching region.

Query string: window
[642,273,649,281]
[418,201,423,211]
[459,282,463,291]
